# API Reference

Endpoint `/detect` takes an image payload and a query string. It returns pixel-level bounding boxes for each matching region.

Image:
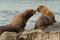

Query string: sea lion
[0,9,36,34]
[34,5,56,29]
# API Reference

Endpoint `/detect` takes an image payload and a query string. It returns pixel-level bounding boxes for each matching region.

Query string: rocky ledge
[0,22,60,40]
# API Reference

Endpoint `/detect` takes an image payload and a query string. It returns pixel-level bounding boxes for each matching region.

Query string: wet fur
[0,9,36,34]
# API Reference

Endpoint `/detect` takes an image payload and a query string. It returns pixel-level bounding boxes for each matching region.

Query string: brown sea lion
[0,9,36,34]
[34,5,56,29]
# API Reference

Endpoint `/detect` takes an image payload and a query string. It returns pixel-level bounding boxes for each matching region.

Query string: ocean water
[0,0,60,30]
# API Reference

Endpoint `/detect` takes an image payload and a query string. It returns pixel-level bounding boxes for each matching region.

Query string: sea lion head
[37,5,48,13]
[22,9,36,19]
[24,9,36,15]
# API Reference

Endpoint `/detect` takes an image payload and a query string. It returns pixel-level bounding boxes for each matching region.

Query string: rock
[18,22,60,40]
[0,32,17,40]
[18,29,60,40]
[0,22,60,40]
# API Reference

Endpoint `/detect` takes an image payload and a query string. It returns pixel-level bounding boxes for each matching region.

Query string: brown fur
[0,9,36,34]
[34,5,56,29]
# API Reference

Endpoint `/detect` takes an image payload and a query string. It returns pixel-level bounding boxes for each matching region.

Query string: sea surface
[0,0,60,30]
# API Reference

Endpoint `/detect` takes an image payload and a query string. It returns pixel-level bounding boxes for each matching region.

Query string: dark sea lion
[0,9,36,34]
